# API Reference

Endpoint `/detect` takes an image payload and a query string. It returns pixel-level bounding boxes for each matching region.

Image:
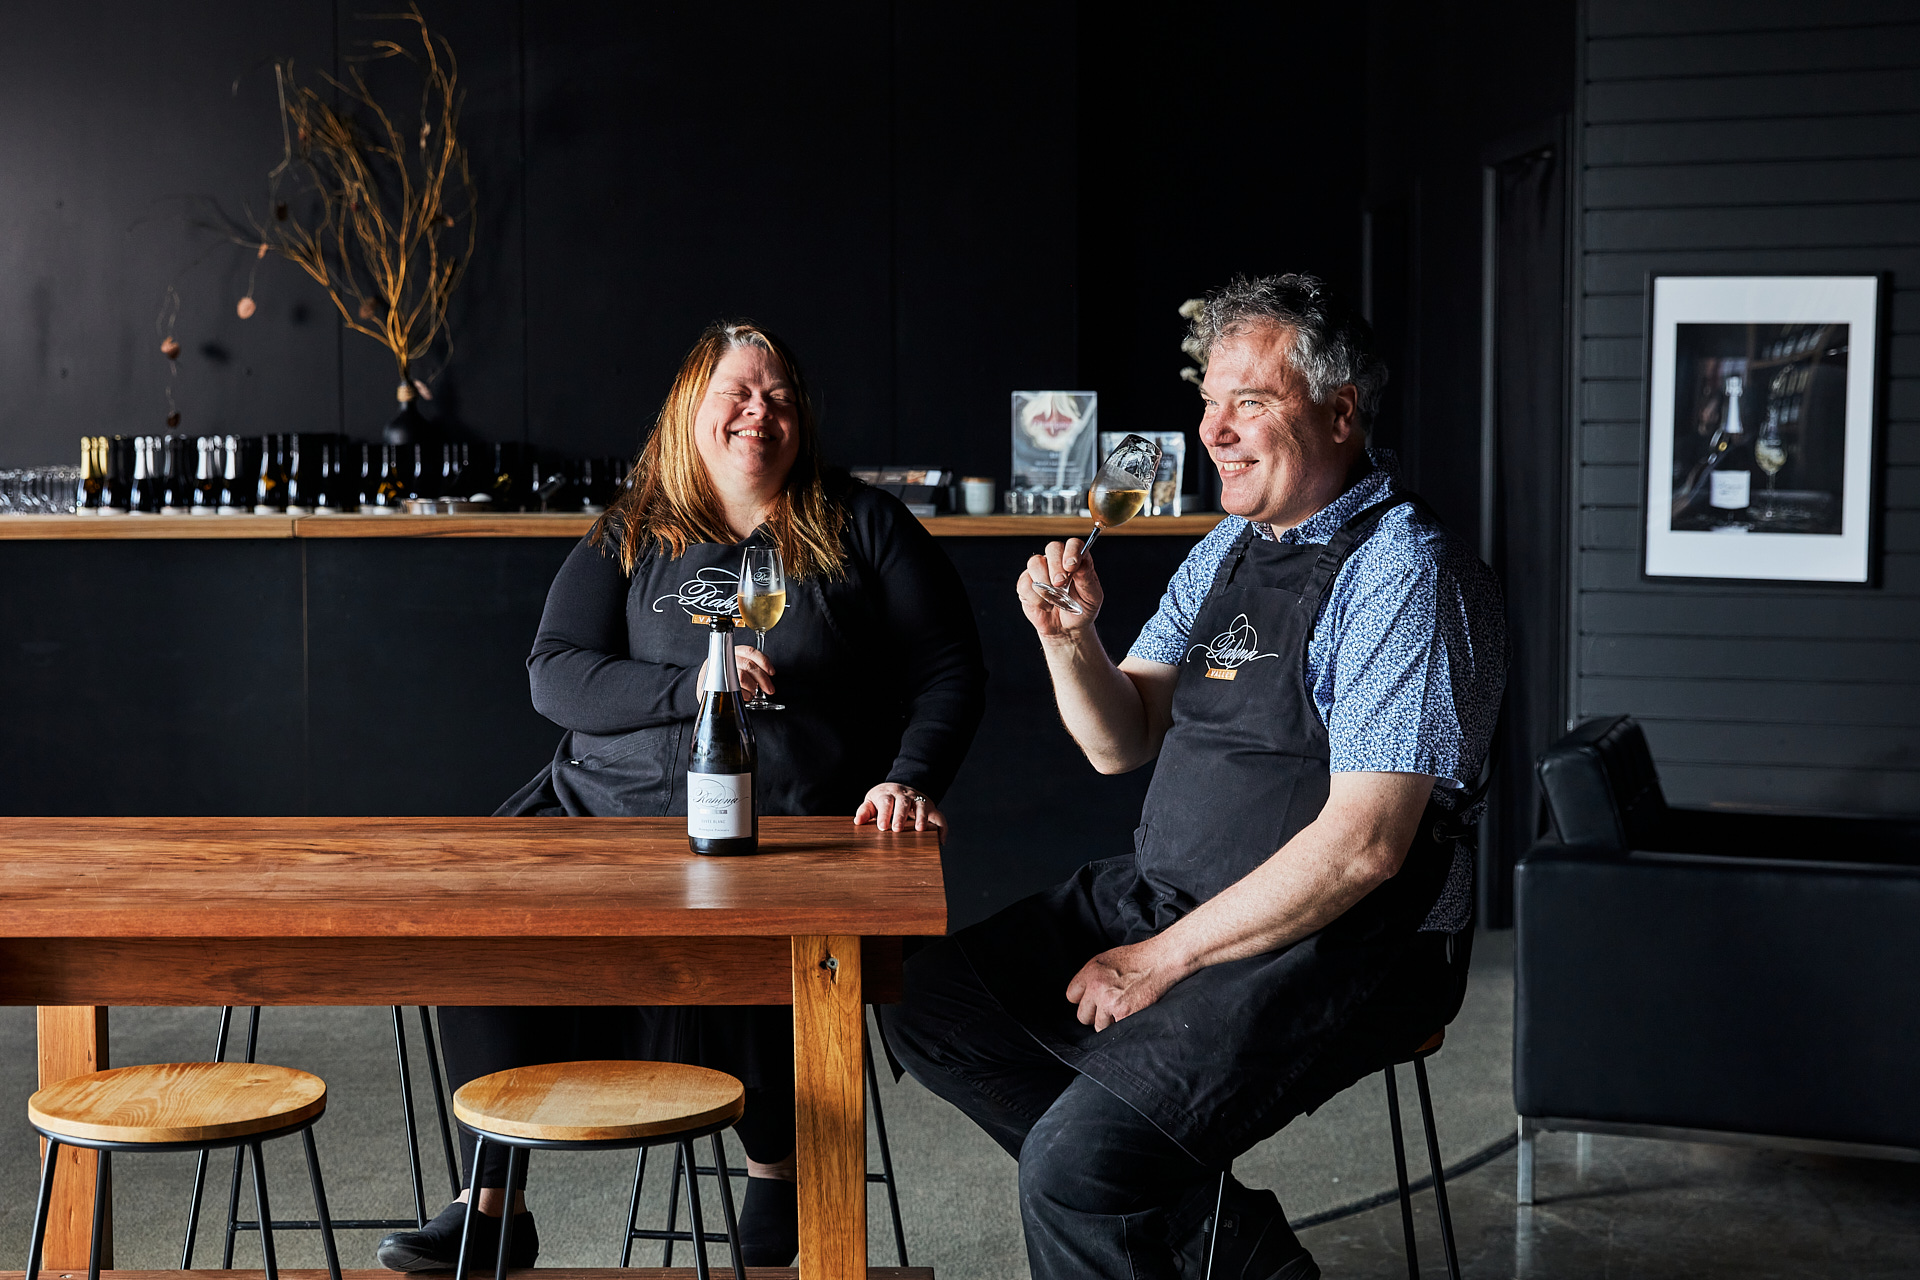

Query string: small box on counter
[849,465,955,516]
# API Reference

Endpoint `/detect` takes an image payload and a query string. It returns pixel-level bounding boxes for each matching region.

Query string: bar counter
[0,512,1226,539]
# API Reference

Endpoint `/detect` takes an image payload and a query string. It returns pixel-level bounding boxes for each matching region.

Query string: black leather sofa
[1513,714,1920,1202]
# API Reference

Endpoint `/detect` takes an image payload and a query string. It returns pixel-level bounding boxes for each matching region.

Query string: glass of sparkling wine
[1031,433,1163,616]
[738,545,787,711]
[1755,434,1787,522]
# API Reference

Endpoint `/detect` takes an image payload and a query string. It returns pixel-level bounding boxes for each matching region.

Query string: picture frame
[1641,274,1883,584]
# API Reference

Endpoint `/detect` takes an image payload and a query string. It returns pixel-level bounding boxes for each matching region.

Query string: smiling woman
[378,320,988,1273]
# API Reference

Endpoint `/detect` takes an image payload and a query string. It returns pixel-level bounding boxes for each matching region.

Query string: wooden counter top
[0,512,1226,540]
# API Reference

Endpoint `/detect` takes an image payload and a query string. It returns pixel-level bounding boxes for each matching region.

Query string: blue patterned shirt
[1128,450,1506,808]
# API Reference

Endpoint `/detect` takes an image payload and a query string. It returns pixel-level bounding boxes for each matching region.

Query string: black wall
[0,1,1080,481]
[1571,0,1920,813]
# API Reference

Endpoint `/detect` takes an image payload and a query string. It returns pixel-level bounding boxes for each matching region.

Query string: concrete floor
[4,928,1917,1277]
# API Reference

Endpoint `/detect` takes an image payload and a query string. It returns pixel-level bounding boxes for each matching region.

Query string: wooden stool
[27,1062,342,1280]
[1204,1029,1461,1280]
[453,1060,747,1280]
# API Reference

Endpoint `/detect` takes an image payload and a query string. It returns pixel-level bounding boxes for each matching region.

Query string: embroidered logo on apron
[653,567,744,626]
[1185,613,1280,681]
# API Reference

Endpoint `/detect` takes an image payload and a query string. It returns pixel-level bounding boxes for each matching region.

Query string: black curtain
[1481,140,1567,926]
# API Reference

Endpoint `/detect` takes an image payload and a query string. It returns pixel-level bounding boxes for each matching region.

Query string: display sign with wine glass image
[1031,433,1163,615]
[1643,276,1881,583]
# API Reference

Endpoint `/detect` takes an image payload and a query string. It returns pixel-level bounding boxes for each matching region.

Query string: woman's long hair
[593,320,847,579]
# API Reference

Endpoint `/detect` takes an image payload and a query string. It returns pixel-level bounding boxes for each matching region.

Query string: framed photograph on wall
[1643,274,1883,583]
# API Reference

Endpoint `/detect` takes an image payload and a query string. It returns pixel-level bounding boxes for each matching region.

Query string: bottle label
[1710,471,1751,509]
[688,771,753,838]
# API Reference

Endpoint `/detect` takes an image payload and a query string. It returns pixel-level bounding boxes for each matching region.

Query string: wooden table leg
[792,935,865,1280]
[36,1006,111,1270]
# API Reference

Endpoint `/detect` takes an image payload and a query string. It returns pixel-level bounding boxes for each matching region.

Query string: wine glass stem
[1078,525,1103,558]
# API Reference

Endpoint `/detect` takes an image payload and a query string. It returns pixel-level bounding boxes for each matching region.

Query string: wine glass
[1031,433,1163,615]
[738,544,787,711]
[1755,431,1788,523]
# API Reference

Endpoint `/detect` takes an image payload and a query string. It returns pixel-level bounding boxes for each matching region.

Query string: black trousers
[437,1005,797,1189]
[881,932,1461,1280]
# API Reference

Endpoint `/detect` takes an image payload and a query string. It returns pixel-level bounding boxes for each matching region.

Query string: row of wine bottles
[75,434,634,515]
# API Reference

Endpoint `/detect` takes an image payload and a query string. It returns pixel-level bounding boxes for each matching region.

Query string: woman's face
[693,344,801,491]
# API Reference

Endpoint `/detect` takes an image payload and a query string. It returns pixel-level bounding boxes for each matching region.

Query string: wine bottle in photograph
[1708,373,1752,519]
[688,616,758,856]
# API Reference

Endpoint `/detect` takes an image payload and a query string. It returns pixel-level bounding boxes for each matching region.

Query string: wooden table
[0,816,945,1280]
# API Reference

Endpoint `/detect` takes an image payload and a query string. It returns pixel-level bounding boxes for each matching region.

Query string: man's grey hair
[1186,273,1388,423]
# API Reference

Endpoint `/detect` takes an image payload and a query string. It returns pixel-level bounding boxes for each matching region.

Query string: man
[884,274,1505,1279]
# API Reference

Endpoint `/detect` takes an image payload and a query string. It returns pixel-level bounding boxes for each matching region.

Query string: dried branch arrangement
[242,5,475,404]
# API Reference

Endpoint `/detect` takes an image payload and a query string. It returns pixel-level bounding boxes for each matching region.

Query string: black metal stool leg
[303,1129,345,1280]
[494,1146,523,1280]
[1383,1066,1420,1280]
[455,1138,485,1280]
[619,1146,648,1267]
[87,1149,110,1280]
[1414,1056,1462,1280]
[680,1141,712,1280]
[248,1140,279,1280]
[418,1008,463,1201]
[391,1006,430,1227]
[709,1133,746,1280]
[222,1007,262,1269]
[183,1005,237,1268]
[864,1023,910,1266]
[26,1136,60,1280]
[1201,1168,1227,1280]
[661,1142,684,1267]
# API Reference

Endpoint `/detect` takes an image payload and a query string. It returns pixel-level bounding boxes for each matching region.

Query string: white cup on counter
[962,476,995,516]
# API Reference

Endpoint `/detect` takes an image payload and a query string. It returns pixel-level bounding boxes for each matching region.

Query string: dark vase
[383,394,432,446]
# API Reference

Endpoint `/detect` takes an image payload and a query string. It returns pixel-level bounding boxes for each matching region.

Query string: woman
[377,321,985,1271]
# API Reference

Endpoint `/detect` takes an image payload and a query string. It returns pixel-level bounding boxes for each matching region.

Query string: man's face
[1197,324,1362,527]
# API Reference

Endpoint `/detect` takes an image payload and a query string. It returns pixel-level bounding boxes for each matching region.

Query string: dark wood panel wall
[1573,0,1920,812]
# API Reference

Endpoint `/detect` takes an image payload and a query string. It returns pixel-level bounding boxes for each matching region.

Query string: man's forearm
[1152,773,1434,977]
[1040,630,1155,774]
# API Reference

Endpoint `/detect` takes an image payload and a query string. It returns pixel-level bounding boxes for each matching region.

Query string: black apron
[495,529,894,1109]
[958,495,1475,1167]
[498,529,893,821]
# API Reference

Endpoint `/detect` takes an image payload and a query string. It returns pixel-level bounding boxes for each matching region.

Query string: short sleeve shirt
[1128,449,1507,807]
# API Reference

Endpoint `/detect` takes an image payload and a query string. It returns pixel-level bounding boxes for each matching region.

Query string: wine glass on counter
[1030,433,1164,615]
[737,544,787,711]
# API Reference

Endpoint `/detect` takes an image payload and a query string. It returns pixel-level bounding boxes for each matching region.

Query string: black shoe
[736,1175,799,1267]
[1194,1179,1318,1280]
[376,1200,540,1273]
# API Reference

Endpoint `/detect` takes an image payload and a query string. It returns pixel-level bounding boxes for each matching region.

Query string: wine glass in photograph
[1031,433,1163,615]
[1755,427,1788,524]
[737,544,787,711]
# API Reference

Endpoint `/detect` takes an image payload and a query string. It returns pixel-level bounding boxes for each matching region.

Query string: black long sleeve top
[524,481,987,805]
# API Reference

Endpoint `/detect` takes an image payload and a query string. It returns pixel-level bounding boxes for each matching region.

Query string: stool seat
[1413,1029,1445,1057]
[453,1060,745,1143]
[29,1062,327,1145]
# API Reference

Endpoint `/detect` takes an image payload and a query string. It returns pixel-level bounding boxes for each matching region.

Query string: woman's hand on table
[697,645,776,698]
[856,783,949,838]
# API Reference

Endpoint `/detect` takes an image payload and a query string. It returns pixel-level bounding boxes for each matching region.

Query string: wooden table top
[0,816,945,939]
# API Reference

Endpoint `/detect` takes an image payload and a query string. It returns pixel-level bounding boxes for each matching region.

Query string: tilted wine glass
[737,544,787,711]
[1031,433,1164,616]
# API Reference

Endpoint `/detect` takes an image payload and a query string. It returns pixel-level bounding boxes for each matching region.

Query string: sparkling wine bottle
[687,616,758,856]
